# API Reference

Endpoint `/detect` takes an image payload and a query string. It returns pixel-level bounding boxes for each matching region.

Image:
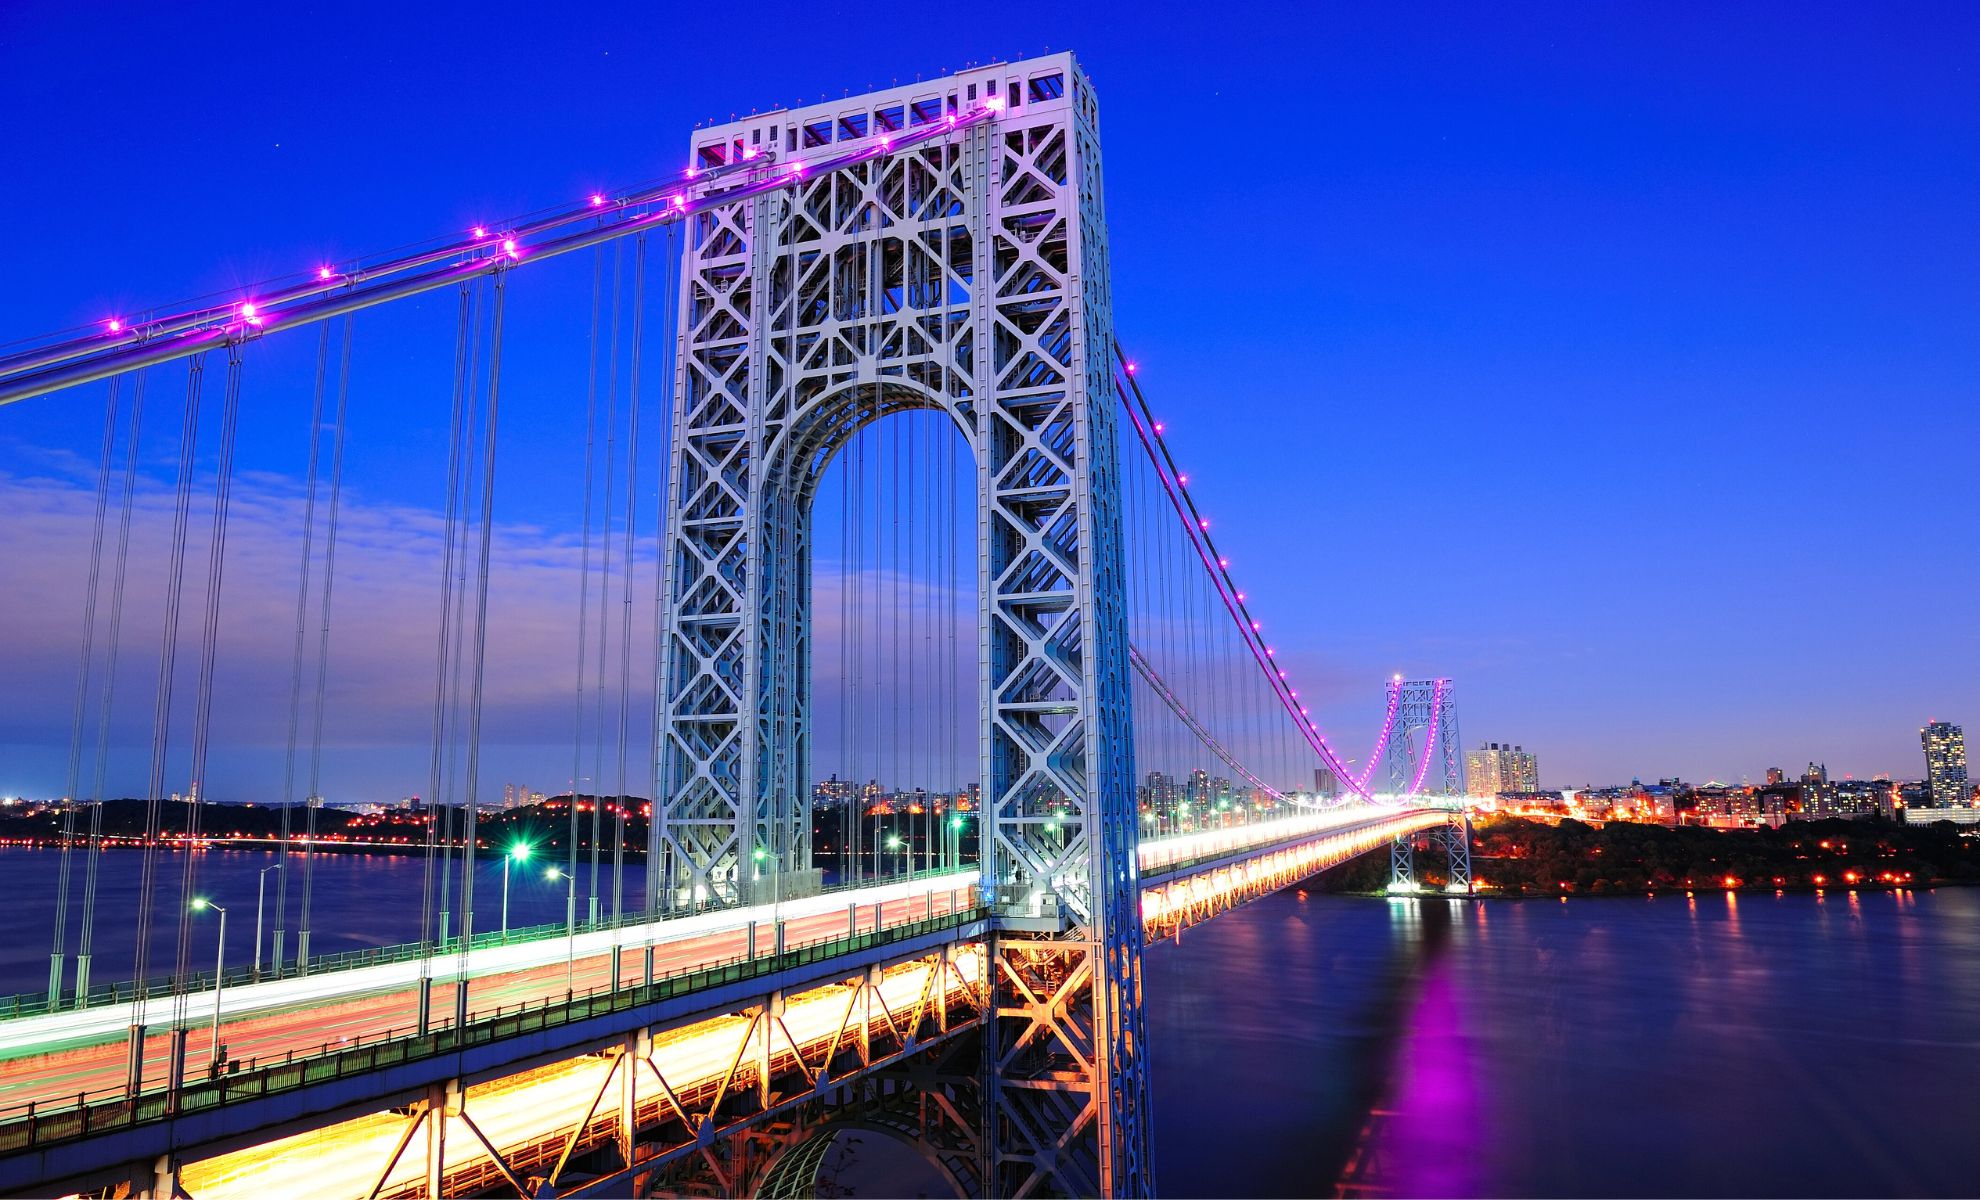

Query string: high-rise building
[1465,743,1539,798]
[1921,722,1969,809]
[1313,768,1340,799]
[1765,767,1786,786]
[1799,763,1833,816]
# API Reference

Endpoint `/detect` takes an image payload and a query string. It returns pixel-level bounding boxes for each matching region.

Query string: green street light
[886,835,903,849]
[500,844,532,939]
[752,847,769,861]
[190,897,211,912]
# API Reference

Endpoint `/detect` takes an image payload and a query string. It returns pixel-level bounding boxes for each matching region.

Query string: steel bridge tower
[1381,678,1473,894]
[653,54,1151,1196]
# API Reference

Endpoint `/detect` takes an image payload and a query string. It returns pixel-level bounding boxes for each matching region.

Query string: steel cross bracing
[1381,678,1464,799]
[652,54,1150,1196]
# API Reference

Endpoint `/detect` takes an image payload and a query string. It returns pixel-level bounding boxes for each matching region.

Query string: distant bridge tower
[1381,678,1473,894]
[653,54,1150,1196]
[1381,678,1464,797]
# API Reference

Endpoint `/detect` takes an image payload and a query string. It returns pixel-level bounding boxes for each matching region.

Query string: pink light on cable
[1154,422,1165,434]
[591,194,606,206]
[742,146,760,160]
[1198,517,1209,529]
[106,319,122,333]
[317,267,334,280]
[240,302,262,326]
[986,96,1006,112]
[502,238,520,260]
[1218,557,1228,568]
[472,226,487,239]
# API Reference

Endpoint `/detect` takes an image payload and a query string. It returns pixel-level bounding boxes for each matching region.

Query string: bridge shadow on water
[1143,890,1478,1199]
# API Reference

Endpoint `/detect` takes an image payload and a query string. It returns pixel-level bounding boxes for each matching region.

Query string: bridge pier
[1389,835,1417,892]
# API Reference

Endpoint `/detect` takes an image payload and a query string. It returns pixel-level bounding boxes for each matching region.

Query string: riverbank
[1314,814,1980,896]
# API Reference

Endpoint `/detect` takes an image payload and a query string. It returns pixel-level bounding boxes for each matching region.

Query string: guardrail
[0,864,980,1022]
[0,906,988,1158]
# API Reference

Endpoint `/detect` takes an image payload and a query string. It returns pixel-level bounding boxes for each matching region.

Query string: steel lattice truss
[1381,678,1466,797]
[654,54,1151,1196]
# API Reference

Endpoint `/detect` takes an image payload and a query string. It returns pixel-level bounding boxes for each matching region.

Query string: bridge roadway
[0,806,1454,1197]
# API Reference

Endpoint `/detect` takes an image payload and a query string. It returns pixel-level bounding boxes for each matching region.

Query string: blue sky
[0,1,1975,798]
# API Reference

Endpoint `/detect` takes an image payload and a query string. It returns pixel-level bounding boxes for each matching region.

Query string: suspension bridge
[0,53,1472,1199]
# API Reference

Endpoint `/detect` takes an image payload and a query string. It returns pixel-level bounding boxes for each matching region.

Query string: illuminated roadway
[0,807,1454,1197]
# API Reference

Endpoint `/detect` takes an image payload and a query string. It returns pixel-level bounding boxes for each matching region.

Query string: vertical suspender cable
[298,315,353,970]
[77,370,147,1004]
[126,352,206,1093]
[420,285,473,1027]
[568,247,604,938]
[649,220,680,916]
[438,285,485,947]
[454,271,507,1018]
[48,375,122,1007]
[591,243,625,923]
[170,343,244,1052]
[275,325,331,977]
[612,232,648,925]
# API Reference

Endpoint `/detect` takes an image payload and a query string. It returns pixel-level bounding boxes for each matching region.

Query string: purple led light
[317,267,333,280]
[106,319,121,333]
[472,226,487,239]
[591,194,606,206]
[1406,680,1447,796]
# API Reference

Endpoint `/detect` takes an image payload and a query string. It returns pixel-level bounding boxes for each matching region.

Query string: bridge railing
[0,904,990,1159]
[0,863,980,1023]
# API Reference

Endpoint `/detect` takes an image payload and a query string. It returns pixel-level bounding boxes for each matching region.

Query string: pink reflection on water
[1355,956,1488,1196]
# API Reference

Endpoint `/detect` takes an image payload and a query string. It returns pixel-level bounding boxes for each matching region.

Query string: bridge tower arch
[652,53,1152,1196]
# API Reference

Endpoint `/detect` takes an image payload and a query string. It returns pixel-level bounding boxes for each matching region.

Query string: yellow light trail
[179,953,984,1200]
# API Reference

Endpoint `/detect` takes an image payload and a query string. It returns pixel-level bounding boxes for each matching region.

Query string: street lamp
[886,834,905,879]
[253,863,282,980]
[190,898,228,1072]
[501,842,533,939]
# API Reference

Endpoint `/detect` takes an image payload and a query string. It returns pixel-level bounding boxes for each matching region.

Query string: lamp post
[253,863,281,980]
[502,842,532,939]
[546,866,575,994]
[886,834,905,880]
[190,898,227,1072]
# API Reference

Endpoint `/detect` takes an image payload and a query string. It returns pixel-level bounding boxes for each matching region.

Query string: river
[3,848,1975,1196]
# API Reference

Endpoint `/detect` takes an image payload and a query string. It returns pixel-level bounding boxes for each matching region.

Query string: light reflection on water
[1145,887,1980,1198]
